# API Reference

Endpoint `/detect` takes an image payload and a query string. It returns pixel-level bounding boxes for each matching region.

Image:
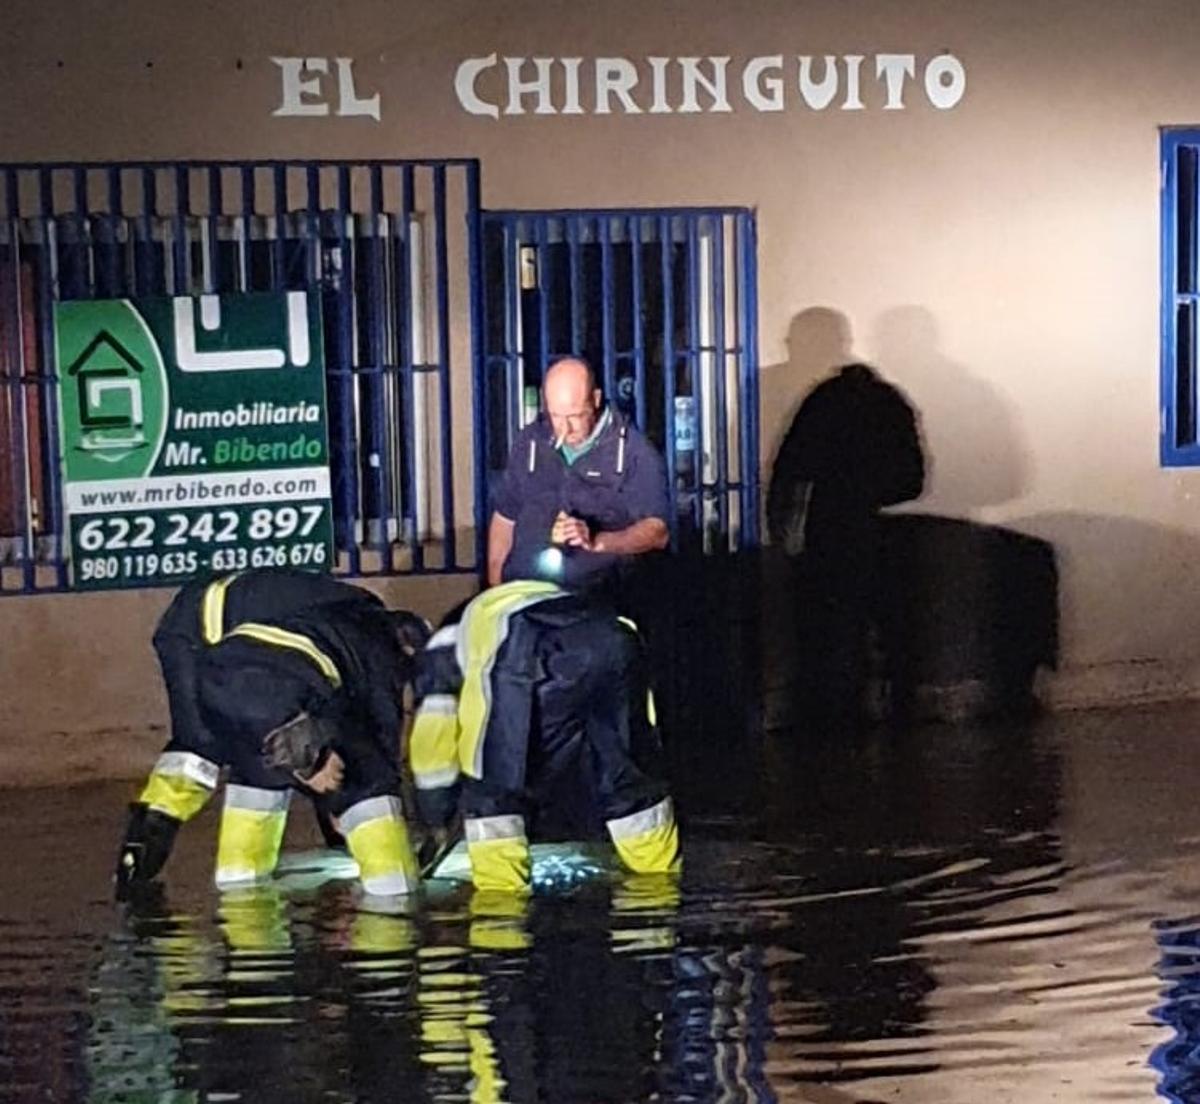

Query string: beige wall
[3,0,1200,758]
[0,574,477,785]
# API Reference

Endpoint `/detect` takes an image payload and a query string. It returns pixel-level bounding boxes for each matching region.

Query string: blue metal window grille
[1162,130,1200,466]
[480,208,760,553]
[0,160,485,594]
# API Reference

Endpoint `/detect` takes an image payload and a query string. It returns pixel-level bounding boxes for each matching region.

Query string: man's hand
[552,511,593,550]
[303,750,345,794]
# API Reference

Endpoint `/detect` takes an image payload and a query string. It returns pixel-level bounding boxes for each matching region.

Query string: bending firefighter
[116,568,430,899]
[410,580,680,891]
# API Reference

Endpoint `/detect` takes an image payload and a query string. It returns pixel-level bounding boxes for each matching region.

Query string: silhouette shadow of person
[767,363,925,733]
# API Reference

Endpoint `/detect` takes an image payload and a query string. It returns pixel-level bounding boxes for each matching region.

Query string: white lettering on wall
[798,55,838,110]
[505,57,556,115]
[678,57,732,113]
[841,54,865,110]
[273,51,969,120]
[743,56,784,112]
[272,57,330,116]
[595,57,642,114]
[648,57,672,114]
[335,58,380,119]
[875,54,915,110]
[455,54,500,117]
[561,57,584,114]
[925,53,967,109]
[272,56,379,120]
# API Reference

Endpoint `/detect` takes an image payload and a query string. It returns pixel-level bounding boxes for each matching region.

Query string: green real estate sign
[55,291,334,590]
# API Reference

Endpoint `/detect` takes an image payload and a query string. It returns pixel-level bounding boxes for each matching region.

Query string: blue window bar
[0,160,486,593]
[480,208,760,554]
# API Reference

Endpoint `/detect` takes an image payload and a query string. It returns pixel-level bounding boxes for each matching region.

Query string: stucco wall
[3,0,1200,766]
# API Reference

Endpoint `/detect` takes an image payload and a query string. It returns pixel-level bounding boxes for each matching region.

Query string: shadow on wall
[761,306,1055,726]
[759,306,855,477]
[871,305,1030,513]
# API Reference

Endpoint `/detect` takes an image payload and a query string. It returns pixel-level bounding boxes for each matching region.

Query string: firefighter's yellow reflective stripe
[227,622,342,687]
[139,770,215,822]
[465,815,530,892]
[152,751,221,789]
[201,573,240,644]
[456,580,563,778]
[607,797,680,875]
[410,695,461,790]
[614,615,658,725]
[342,796,419,895]
[215,786,290,886]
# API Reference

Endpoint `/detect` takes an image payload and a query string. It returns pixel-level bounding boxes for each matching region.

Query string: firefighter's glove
[390,610,433,657]
[115,802,181,901]
[263,711,341,786]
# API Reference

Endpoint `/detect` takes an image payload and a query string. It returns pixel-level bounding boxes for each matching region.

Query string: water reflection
[1153,916,1200,1104]
[14,710,1200,1101]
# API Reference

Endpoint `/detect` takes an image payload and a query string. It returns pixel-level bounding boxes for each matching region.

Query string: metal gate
[480,207,760,553]
[0,172,762,595]
[0,159,484,594]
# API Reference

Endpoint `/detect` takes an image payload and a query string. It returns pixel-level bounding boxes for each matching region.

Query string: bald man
[487,357,669,595]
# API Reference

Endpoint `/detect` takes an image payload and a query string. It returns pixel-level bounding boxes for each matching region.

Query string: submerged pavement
[3,703,1200,1102]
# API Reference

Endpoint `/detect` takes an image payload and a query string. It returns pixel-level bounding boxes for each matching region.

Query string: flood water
[5,705,1200,1102]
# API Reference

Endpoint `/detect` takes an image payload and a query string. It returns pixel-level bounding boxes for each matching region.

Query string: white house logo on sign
[174,293,312,373]
[270,51,967,120]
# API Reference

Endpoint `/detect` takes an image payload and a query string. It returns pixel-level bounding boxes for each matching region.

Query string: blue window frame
[1162,130,1200,465]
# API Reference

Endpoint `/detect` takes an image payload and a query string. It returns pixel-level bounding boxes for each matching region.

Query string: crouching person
[410,579,680,893]
[115,568,430,900]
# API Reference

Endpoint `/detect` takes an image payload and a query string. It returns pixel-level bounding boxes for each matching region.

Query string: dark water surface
[5,705,1200,1103]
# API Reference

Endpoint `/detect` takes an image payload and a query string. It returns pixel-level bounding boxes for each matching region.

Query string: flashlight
[536,545,566,580]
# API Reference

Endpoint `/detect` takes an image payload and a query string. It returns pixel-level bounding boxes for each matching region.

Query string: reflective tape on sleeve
[226,622,342,688]
[464,814,527,843]
[201,574,239,644]
[152,751,220,789]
